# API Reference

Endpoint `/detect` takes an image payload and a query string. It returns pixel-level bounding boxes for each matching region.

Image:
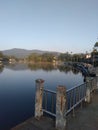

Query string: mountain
[2,48,60,58]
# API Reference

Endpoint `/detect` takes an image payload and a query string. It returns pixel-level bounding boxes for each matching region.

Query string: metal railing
[65,77,97,115]
[42,89,56,117]
[66,83,86,115]
[41,77,97,117]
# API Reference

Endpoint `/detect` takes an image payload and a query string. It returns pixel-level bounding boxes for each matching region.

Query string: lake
[0,63,84,130]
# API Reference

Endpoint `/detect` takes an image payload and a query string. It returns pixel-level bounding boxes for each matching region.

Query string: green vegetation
[0,52,3,58]
[94,42,98,47]
[28,53,55,63]
[58,53,85,62]
[27,52,86,63]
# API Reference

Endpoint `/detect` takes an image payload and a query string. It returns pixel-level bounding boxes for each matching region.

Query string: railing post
[56,85,66,130]
[95,67,98,89]
[85,77,91,103]
[93,77,97,91]
[96,76,98,89]
[35,79,44,119]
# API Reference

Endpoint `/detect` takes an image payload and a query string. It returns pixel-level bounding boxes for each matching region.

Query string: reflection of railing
[34,77,97,130]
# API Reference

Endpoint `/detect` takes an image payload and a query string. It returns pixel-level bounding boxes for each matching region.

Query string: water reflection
[0,64,4,73]
[28,63,56,71]
[28,63,80,74]
[58,65,79,74]
[5,63,29,71]
[0,63,81,75]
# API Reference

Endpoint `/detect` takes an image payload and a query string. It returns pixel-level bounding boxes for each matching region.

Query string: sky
[0,0,98,53]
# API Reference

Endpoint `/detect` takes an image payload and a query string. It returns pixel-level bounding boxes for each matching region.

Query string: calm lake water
[0,63,84,130]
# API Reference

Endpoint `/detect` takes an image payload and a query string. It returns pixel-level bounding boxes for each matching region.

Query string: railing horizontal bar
[66,83,86,93]
[43,89,56,94]
[42,109,56,117]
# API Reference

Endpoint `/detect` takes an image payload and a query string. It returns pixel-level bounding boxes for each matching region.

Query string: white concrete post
[85,77,91,103]
[85,86,91,103]
[56,85,66,130]
[35,79,44,119]
[96,76,98,89]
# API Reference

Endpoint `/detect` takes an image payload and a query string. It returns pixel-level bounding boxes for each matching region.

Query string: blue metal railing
[42,77,97,117]
[66,83,86,115]
[42,89,56,117]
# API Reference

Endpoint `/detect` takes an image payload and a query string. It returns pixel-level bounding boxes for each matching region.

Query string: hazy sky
[0,0,98,53]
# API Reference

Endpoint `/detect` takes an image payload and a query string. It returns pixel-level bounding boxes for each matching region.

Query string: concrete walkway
[11,116,56,130]
[11,90,98,130]
[66,90,98,130]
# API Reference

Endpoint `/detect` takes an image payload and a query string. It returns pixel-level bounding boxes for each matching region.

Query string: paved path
[11,116,56,130]
[11,90,98,130]
[66,90,98,130]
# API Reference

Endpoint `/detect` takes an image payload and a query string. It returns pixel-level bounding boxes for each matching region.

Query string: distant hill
[2,48,60,58]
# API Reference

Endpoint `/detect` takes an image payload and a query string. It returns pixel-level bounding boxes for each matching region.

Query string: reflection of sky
[0,66,83,130]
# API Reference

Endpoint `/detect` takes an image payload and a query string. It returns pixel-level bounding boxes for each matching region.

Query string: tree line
[1,40,98,63]
[0,51,88,63]
[27,52,86,63]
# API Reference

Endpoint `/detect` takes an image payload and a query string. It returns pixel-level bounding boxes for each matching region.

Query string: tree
[28,53,40,62]
[28,53,54,63]
[94,42,98,47]
[94,42,98,53]
[41,53,54,62]
[0,52,3,58]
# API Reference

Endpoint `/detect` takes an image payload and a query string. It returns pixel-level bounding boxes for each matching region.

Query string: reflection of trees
[58,65,79,74]
[2,62,81,74]
[58,65,72,73]
[28,63,56,71]
[0,65,4,73]
[71,68,80,74]
[5,63,28,71]
[28,63,80,74]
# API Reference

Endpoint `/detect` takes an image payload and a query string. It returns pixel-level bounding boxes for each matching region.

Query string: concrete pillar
[96,76,98,89]
[56,86,66,130]
[95,67,98,89]
[85,77,91,82]
[95,67,98,76]
[85,86,91,103]
[93,77,97,90]
[35,79,44,119]
[85,77,91,103]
